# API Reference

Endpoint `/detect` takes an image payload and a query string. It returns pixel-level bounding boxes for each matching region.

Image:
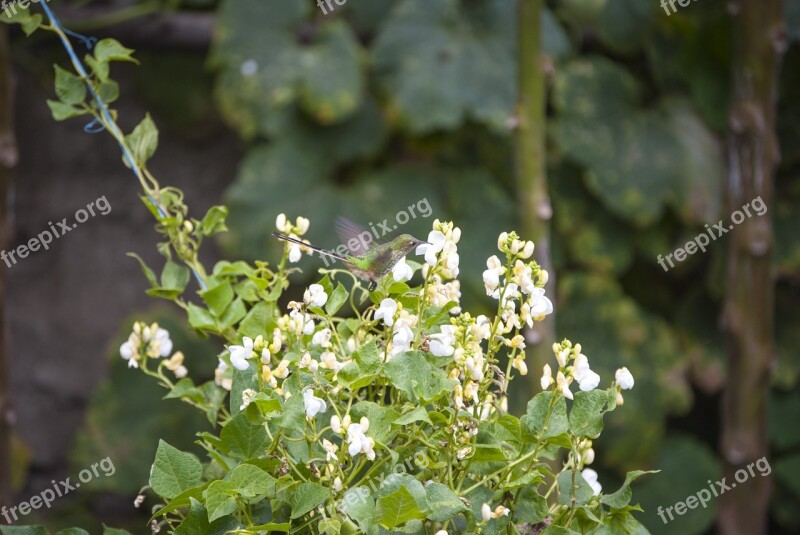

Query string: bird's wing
[335,217,377,257]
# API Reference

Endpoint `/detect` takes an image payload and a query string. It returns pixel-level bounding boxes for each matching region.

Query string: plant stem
[517,0,555,400]
[718,1,784,534]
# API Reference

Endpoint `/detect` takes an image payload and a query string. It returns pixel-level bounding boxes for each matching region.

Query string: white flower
[304,284,328,308]
[289,242,302,263]
[240,388,256,411]
[416,230,446,266]
[295,216,310,235]
[392,256,413,282]
[299,351,319,373]
[616,367,635,390]
[229,337,254,370]
[322,439,339,462]
[120,341,134,361]
[153,328,173,357]
[528,287,553,319]
[303,389,327,419]
[581,468,602,496]
[541,363,554,390]
[512,355,528,376]
[573,354,600,392]
[390,317,415,356]
[346,421,376,460]
[481,503,492,522]
[320,351,343,372]
[333,477,343,493]
[435,531,449,535]
[429,325,456,357]
[276,213,289,233]
[311,328,332,348]
[482,255,505,295]
[375,298,398,327]
[557,371,573,400]
[215,359,232,391]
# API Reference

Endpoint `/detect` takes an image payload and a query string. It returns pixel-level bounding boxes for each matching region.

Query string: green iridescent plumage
[272,230,426,291]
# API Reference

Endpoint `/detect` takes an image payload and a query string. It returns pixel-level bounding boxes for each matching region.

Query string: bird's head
[394,234,428,255]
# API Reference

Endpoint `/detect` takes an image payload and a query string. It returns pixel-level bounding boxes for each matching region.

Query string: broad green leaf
[522,391,569,441]
[515,486,548,523]
[340,486,375,533]
[200,205,229,236]
[188,303,217,331]
[556,469,595,506]
[569,389,617,438]
[102,528,134,535]
[290,482,330,519]
[374,478,428,528]
[0,528,49,535]
[94,38,138,64]
[238,302,276,339]
[326,282,349,315]
[54,531,89,535]
[201,283,234,318]
[97,80,120,104]
[125,113,159,167]
[220,412,268,459]
[601,470,659,508]
[149,440,203,500]
[53,65,86,105]
[162,261,191,293]
[384,350,457,403]
[424,482,467,522]
[225,463,276,498]
[351,401,399,444]
[203,480,237,522]
[219,298,247,330]
[46,100,89,121]
[393,406,432,427]
[174,498,241,535]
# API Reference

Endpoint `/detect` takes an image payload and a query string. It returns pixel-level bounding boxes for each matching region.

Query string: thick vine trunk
[517,0,555,396]
[0,24,16,510]
[718,0,784,533]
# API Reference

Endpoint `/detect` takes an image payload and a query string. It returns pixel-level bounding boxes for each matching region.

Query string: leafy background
[3,0,800,533]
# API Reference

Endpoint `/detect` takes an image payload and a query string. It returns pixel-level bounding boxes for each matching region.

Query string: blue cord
[39,3,208,291]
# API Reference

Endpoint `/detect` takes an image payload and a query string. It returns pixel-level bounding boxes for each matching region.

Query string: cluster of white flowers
[417,220,462,313]
[374,297,421,360]
[331,415,376,461]
[541,341,635,403]
[484,231,552,334]
[275,213,311,263]
[119,322,186,377]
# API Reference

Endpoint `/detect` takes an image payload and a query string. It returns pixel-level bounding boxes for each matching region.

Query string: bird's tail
[271,232,348,261]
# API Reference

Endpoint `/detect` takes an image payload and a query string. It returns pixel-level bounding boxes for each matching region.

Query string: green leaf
[238,302,275,339]
[384,350,457,403]
[393,406,432,427]
[127,252,159,287]
[203,480,237,522]
[149,440,203,500]
[97,80,120,104]
[424,482,467,522]
[326,282,349,315]
[569,389,617,437]
[374,478,428,528]
[201,282,235,318]
[188,303,218,331]
[219,298,247,330]
[162,261,191,293]
[174,498,241,535]
[522,392,569,441]
[86,54,110,82]
[46,100,89,121]
[225,463,276,498]
[601,470,659,508]
[556,469,595,506]
[338,340,382,389]
[340,486,375,533]
[200,205,229,236]
[220,412,269,459]
[54,531,90,535]
[125,113,159,167]
[94,38,138,64]
[53,65,86,105]
[351,401,399,444]
[290,482,330,519]
[515,487,548,523]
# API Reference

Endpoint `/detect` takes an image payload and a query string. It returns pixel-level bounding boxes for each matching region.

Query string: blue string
[83,118,105,133]
[39,3,208,291]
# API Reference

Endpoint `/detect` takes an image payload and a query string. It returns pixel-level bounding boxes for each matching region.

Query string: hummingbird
[272,218,428,291]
